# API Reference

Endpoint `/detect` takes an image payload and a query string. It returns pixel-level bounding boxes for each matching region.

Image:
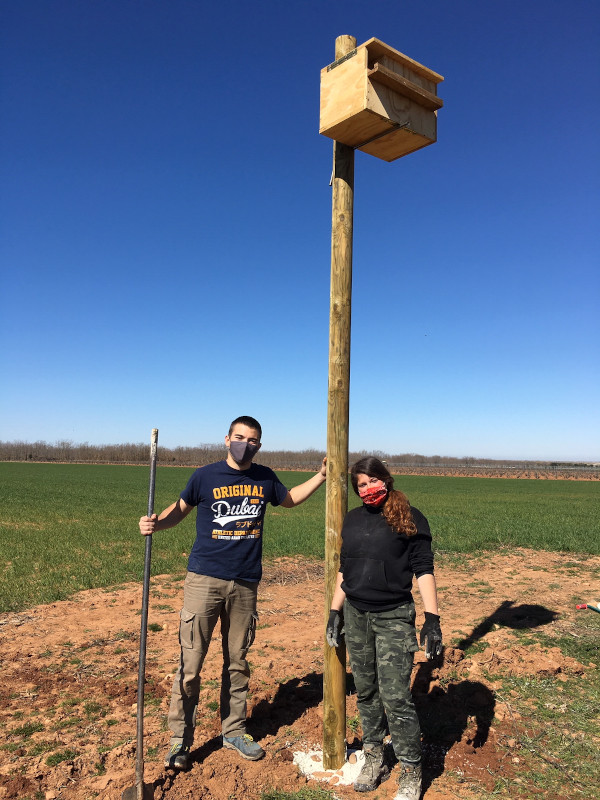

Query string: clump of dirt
[0,550,597,800]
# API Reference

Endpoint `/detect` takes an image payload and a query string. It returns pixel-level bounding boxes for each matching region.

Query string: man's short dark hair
[228,416,262,440]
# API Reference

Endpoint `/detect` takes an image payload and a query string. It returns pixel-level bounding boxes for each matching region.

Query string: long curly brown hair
[350,457,417,537]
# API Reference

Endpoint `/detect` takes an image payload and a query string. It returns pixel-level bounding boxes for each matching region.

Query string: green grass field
[0,463,598,613]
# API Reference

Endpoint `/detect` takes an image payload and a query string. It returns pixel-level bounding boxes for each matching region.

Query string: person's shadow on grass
[456,599,558,652]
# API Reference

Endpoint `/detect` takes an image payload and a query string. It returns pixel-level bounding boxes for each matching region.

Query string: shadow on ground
[457,600,558,651]
[250,671,323,739]
[413,655,496,791]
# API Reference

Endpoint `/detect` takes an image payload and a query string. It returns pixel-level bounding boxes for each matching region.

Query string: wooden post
[323,33,356,772]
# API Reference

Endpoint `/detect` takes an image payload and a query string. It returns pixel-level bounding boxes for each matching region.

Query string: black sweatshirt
[339,504,434,611]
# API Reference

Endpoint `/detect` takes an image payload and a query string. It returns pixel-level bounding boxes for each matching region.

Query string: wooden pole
[323,33,356,772]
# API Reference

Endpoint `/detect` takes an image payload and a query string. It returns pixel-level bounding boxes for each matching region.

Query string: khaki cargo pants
[167,572,259,742]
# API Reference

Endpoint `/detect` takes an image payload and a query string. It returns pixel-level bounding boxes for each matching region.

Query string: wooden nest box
[319,38,443,162]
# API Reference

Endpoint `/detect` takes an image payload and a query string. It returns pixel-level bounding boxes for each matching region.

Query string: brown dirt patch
[0,550,597,800]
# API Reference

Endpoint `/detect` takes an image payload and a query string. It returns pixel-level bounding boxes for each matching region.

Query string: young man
[139,415,326,769]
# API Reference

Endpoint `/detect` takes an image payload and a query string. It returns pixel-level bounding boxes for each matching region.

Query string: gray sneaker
[164,738,191,770]
[222,733,265,761]
[353,743,391,792]
[393,761,422,800]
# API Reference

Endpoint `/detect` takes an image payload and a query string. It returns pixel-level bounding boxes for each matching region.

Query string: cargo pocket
[244,612,259,651]
[179,608,196,649]
[379,605,419,653]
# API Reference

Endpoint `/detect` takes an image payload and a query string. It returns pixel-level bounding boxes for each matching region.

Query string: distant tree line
[0,439,596,471]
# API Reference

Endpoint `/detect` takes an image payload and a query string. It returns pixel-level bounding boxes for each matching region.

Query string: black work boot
[353,742,391,792]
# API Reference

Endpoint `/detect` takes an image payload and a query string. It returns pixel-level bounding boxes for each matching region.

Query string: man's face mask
[229,440,259,465]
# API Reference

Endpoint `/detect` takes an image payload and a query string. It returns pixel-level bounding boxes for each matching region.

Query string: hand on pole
[326,609,343,648]
[139,514,157,536]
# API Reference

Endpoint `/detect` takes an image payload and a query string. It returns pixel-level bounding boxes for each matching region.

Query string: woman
[326,457,442,800]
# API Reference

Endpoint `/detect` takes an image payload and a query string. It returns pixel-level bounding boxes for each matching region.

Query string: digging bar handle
[136,429,158,800]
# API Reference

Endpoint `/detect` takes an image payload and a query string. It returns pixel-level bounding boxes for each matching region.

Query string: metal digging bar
[123,428,159,800]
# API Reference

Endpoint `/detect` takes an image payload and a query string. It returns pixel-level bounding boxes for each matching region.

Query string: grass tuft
[45,748,79,766]
[261,789,335,800]
[14,721,44,737]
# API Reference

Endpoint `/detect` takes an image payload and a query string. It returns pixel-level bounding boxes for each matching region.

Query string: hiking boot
[164,738,191,770]
[353,743,390,792]
[222,733,265,761]
[393,761,422,800]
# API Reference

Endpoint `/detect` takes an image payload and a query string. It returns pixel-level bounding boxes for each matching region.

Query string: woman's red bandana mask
[358,483,388,507]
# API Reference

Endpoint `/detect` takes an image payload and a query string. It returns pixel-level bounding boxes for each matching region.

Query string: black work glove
[326,609,343,648]
[420,612,442,659]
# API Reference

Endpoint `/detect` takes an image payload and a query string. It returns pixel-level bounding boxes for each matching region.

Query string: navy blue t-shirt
[180,460,289,582]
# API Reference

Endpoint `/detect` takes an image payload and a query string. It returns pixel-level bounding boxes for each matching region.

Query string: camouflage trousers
[344,600,421,763]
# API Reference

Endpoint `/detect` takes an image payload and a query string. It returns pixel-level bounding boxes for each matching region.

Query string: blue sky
[1,0,598,461]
